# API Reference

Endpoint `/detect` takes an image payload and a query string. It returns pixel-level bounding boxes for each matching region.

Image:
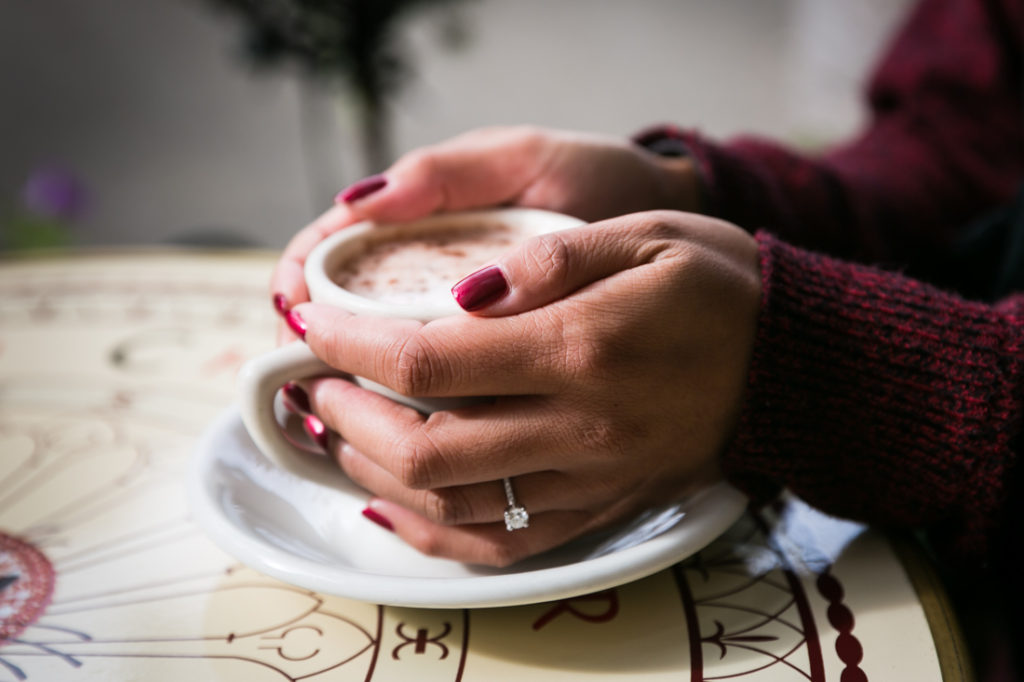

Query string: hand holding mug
[240,208,584,484]
[270,126,702,322]
[292,210,760,566]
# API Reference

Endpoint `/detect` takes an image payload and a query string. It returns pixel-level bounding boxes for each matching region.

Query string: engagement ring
[502,477,529,531]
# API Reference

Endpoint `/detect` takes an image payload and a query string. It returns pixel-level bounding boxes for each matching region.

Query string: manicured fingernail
[303,414,329,451]
[285,309,307,339]
[362,506,395,532]
[336,174,387,203]
[281,381,311,413]
[451,266,509,311]
[272,292,289,315]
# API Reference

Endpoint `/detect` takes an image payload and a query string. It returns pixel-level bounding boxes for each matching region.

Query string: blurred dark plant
[2,166,88,251]
[202,0,473,175]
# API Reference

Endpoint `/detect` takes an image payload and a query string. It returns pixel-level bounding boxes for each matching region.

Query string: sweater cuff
[724,231,1021,560]
[632,123,771,228]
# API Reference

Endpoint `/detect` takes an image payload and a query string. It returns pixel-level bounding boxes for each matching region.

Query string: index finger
[337,127,555,223]
[270,203,360,311]
[292,218,685,397]
[295,302,570,398]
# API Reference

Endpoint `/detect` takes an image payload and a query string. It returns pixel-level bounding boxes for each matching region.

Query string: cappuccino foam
[332,223,519,307]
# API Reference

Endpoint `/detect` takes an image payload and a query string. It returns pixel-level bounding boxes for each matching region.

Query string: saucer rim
[188,406,748,609]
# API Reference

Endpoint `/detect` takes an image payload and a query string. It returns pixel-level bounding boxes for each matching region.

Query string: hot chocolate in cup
[328,219,521,311]
[238,208,585,483]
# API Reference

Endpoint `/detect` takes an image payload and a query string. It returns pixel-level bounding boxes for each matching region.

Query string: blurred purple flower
[21,167,88,221]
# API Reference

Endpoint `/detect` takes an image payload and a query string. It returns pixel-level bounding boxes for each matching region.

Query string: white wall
[0,0,914,251]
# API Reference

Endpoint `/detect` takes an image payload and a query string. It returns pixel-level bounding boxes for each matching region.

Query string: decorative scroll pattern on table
[677,516,822,681]
[0,254,938,681]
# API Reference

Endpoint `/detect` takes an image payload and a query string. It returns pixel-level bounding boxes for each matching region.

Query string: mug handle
[238,341,485,484]
[237,341,347,484]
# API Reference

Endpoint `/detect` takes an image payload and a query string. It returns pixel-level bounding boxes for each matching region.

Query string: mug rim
[303,207,585,320]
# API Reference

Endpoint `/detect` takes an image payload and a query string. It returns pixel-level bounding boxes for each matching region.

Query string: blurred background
[0,0,915,252]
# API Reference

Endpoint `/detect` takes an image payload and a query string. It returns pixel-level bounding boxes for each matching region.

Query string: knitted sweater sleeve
[724,231,1023,564]
[637,0,1023,266]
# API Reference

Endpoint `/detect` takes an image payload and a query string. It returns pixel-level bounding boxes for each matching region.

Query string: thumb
[450,215,658,317]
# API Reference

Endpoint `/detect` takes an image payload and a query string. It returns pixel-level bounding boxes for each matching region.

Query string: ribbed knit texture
[724,232,1023,564]
[632,1,1023,673]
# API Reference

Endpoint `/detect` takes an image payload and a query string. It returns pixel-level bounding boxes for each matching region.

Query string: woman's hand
[289,210,760,566]
[270,126,701,334]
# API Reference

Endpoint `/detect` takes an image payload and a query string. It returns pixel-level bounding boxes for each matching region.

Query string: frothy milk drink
[331,222,520,307]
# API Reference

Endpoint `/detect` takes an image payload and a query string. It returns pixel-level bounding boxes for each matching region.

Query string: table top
[0,250,969,681]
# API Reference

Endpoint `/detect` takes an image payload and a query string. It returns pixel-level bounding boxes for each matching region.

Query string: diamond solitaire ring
[502,477,529,531]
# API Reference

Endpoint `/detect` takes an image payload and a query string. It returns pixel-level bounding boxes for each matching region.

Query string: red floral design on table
[0,532,55,643]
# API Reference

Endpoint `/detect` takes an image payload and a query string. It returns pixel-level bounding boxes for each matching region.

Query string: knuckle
[635,210,689,240]
[401,147,441,178]
[564,332,602,376]
[393,423,456,490]
[509,125,551,152]
[526,233,573,286]
[423,488,472,525]
[561,325,627,381]
[393,435,440,489]
[577,416,638,460]
[334,445,365,484]
[623,211,696,262]
[406,526,447,559]
[317,329,346,367]
[478,540,526,568]
[629,211,731,265]
[403,522,527,568]
[386,332,449,397]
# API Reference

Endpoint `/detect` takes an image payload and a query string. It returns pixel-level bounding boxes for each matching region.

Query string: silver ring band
[502,477,529,531]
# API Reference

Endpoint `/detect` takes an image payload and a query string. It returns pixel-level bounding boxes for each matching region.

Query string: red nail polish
[282,381,311,413]
[362,506,395,532]
[285,309,307,339]
[303,414,329,451]
[272,292,289,315]
[336,174,387,203]
[452,266,509,311]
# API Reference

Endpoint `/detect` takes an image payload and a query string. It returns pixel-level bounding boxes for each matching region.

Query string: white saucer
[188,407,748,609]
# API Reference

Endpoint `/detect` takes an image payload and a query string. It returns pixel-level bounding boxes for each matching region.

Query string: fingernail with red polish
[452,266,509,311]
[303,414,329,451]
[362,506,395,532]
[282,381,311,413]
[285,309,307,339]
[272,292,289,315]
[336,174,387,203]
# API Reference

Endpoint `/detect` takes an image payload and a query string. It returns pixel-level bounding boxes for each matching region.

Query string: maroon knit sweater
[636,0,1024,563]
[639,0,1023,672]
[734,232,1022,565]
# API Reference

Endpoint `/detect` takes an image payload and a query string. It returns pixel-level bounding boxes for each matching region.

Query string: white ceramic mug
[238,208,585,483]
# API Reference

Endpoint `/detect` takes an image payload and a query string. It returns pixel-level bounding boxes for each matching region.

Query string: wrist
[632,124,706,214]
[655,154,703,214]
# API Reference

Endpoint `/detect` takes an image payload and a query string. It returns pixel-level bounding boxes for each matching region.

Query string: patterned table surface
[0,250,967,681]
